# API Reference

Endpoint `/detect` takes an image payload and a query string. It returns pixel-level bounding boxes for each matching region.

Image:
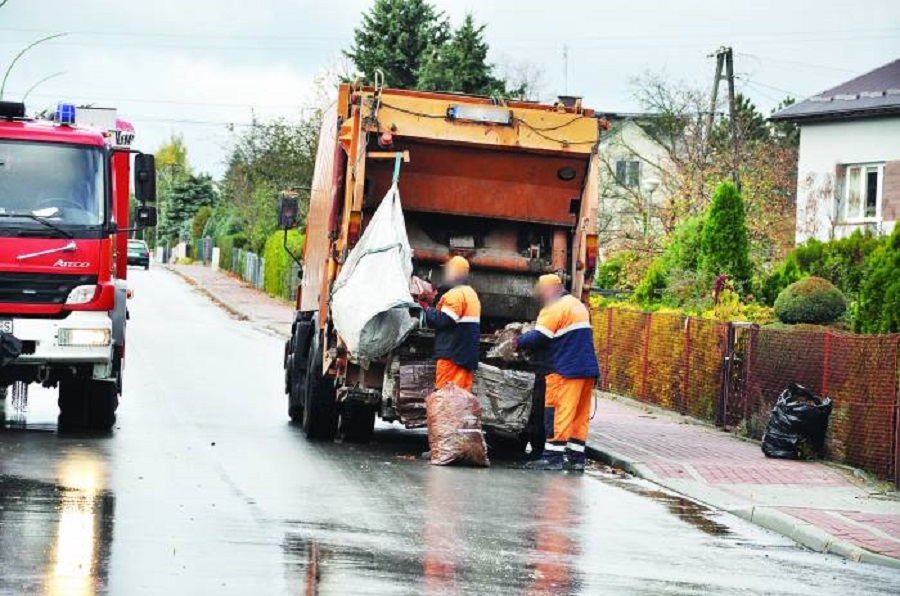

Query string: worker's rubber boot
[564,450,586,472]
[525,451,565,471]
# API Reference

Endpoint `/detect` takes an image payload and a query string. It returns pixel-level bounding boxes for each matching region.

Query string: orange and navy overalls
[517,293,599,464]
[425,283,481,391]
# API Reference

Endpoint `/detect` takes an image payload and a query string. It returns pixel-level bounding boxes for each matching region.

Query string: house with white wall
[770,58,900,243]
[596,113,673,253]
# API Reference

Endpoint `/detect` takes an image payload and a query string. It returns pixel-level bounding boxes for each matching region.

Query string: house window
[844,163,882,221]
[615,160,640,188]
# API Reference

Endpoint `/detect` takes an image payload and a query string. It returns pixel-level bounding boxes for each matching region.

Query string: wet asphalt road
[2,268,900,595]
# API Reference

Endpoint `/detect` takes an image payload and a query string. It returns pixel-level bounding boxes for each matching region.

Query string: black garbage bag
[0,332,22,368]
[761,384,832,459]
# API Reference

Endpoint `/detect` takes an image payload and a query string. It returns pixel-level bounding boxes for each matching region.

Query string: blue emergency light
[55,102,76,125]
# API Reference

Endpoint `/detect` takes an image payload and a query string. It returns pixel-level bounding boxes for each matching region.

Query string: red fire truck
[0,100,157,430]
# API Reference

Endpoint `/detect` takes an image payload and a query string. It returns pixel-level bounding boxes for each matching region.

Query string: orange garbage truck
[281,84,603,444]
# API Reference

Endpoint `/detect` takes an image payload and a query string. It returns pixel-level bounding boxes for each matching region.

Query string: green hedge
[774,276,847,324]
[760,231,881,305]
[263,229,304,299]
[216,233,248,271]
[857,226,900,333]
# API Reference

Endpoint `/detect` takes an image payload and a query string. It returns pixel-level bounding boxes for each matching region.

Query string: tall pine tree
[417,13,507,96]
[699,181,753,290]
[344,0,449,89]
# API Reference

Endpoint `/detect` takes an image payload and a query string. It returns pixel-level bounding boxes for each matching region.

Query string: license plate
[0,319,12,334]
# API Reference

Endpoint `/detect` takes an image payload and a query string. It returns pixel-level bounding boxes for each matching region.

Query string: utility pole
[706,46,741,190]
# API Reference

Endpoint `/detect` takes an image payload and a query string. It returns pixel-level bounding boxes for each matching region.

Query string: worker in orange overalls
[423,255,481,391]
[517,274,599,471]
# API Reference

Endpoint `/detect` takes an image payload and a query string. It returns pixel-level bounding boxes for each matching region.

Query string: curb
[585,441,900,569]
[164,265,249,322]
[164,265,292,340]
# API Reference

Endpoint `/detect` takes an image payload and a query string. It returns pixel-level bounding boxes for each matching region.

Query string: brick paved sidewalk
[589,395,900,568]
[166,264,294,338]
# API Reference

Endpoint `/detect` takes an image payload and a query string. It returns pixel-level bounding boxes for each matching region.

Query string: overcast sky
[2,0,898,176]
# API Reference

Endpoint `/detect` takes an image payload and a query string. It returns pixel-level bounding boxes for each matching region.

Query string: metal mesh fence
[593,307,900,481]
[738,327,900,480]
[224,248,265,290]
[593,309,728,422]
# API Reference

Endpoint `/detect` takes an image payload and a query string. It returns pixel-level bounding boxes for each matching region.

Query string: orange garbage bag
[425,384,490,467]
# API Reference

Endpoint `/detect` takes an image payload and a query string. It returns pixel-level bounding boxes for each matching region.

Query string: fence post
[640,313,651,400]
[259,256,266,289]
[603,308,613,391]
[717,323,733,428]
[822,330,832,396]
[894,336,900,487]
[682,316,692,415]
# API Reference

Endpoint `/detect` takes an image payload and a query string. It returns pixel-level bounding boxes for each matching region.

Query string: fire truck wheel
[302,330,337,441]
[58,378,118,431]
[87,380,118,431]
[339,404,375,443]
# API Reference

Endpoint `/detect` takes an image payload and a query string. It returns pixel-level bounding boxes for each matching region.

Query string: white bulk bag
[330,183,417,362]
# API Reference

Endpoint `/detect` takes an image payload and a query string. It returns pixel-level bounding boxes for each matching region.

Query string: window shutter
[883,161,900,222]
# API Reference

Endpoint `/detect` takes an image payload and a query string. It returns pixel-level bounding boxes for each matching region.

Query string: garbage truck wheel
[340,404,375,443]
[302,331,337,441]
[287,320,312,423]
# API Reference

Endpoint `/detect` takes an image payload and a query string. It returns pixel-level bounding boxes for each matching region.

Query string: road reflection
[44,451,114,595]
[281,460,590,595]
[0,447,114,595]
[527,478,581,595]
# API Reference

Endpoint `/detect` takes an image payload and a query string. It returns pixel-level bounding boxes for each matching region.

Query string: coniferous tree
[699,181,753,290]
[344,0,450,89]
[417,13,507,96]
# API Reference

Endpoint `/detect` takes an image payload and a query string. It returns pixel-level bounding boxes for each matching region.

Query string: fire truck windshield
[0,140,106,232]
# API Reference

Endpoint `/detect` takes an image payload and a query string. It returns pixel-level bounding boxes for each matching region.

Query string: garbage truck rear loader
[283,85,603,443]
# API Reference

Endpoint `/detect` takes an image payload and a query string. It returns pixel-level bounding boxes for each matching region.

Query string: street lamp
[642,179,660,237]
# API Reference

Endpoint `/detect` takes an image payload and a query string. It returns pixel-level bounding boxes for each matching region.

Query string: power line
[0,28,897,52]
[735,52,859,75]
[735,76,804,99]
[737,79,784,104]
[12,89,317,111]
[1,25,896,43]
[131,116,256,127]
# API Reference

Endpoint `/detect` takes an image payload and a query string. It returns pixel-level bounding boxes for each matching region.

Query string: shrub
[666,215,704,270]
[699,181,753,292]
[216,233,248,271]
[633,258,667,306]
[192,206,213,240]
[795,230,880,297]
[856,226,900,333]
[263,229,305,299]
[758,252,804,305]
[595,250,647,291]
[774,276,847,324]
